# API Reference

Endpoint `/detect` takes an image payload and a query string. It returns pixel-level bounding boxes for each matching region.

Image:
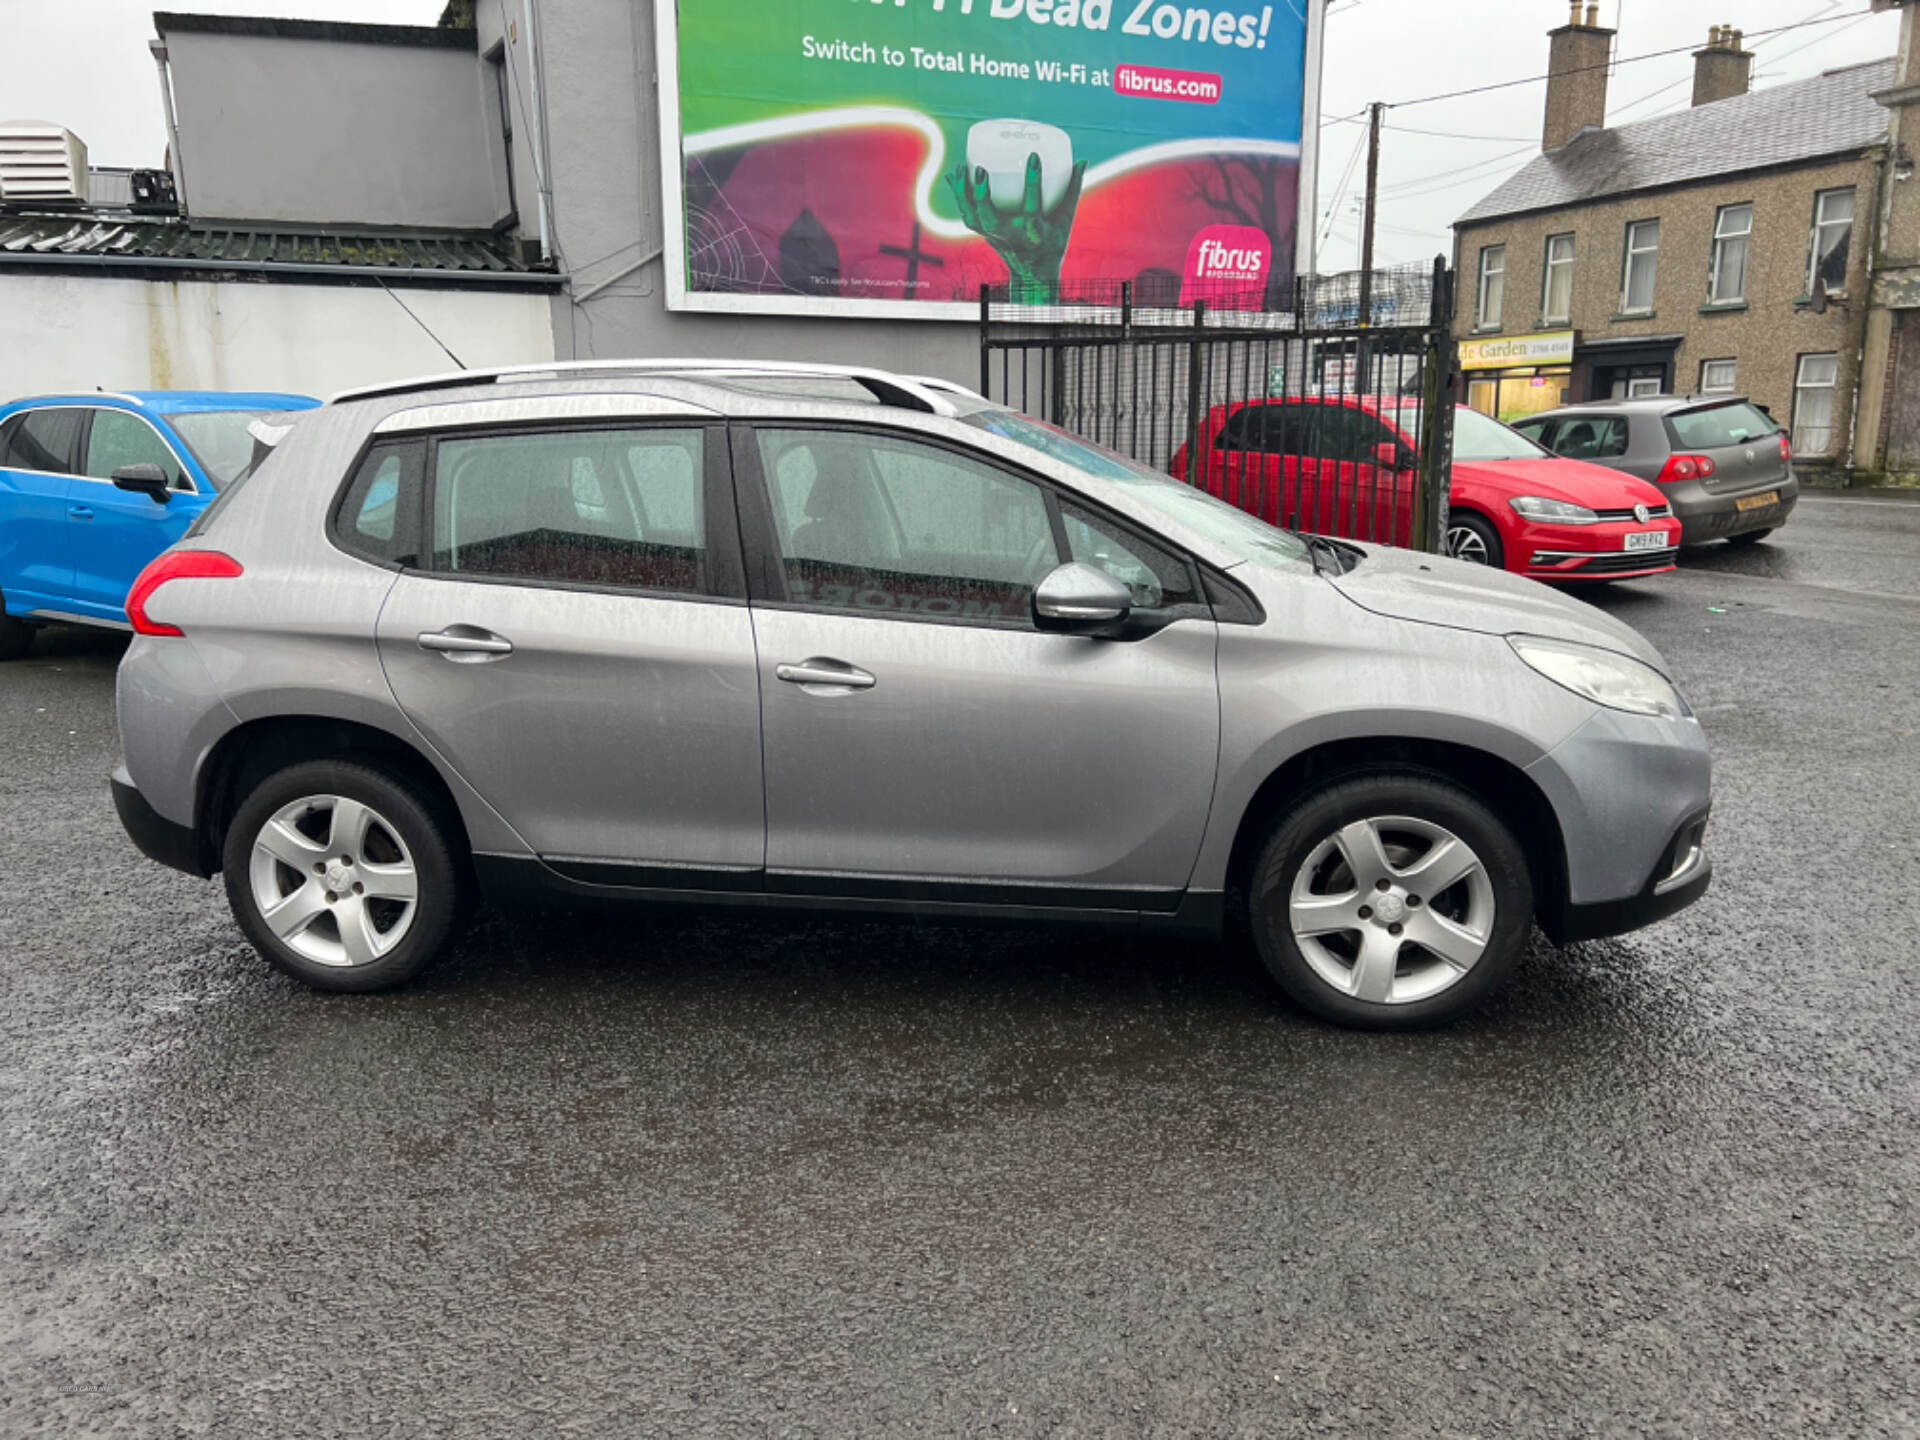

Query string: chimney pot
[1709,25,1723,47]
[1568,0,1581,24]
[1583,2,1598,25]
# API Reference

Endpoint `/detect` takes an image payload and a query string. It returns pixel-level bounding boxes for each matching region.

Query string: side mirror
[1033,562,1132,635]
[112,463,172,504]
[1373,441,1414,470]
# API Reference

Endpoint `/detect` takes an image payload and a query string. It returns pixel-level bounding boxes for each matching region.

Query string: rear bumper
[111,765,210,878]
[1668,472,1799,544]
[1546,806,1712,943]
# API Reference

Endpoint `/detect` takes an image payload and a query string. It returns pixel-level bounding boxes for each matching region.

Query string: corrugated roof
[1457,59,1895,226]
[0,212,557,283]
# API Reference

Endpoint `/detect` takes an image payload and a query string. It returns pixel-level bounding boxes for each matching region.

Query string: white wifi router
[966,119,1074,216]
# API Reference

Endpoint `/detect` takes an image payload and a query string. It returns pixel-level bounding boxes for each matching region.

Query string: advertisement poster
[656,0,1320,318]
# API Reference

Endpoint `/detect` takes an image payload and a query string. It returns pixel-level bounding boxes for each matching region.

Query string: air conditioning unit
[0,122,89,208]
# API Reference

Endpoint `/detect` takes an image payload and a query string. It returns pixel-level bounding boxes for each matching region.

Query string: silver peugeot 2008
[109,361,1710,1029]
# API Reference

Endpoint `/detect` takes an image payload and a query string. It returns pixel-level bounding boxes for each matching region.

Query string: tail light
[1778,434,1792,463]
[1656,453,1716,483]
[126,551,243,636]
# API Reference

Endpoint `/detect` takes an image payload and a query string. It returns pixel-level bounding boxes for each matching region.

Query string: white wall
[0,274,556,400]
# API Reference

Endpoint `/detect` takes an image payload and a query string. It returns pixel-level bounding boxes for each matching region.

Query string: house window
[486,45,516,222]
[1475,244,1505,329]
[1791,353,1838,454]
[1709,204,1751,304]
[1621,220,1659,312]
[1541,233,1574,323]
[1699,359,1737,395]
[1808,188,1855,294]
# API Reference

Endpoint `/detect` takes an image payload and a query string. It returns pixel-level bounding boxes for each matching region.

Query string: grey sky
[1,0,1902,271]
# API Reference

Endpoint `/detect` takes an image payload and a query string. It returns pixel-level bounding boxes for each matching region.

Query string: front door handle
[69,505,94,521]
[775,658,876,691]
[418,626,514,662]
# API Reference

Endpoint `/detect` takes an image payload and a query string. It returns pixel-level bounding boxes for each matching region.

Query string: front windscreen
[165,409,299,489]
[1393,404,1547,461]
[960,409,1311,572]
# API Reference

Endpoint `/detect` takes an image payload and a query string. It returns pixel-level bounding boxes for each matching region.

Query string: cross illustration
[879,222,945,292]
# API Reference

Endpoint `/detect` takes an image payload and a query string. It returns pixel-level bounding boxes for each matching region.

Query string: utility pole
[1354,100,1384,390]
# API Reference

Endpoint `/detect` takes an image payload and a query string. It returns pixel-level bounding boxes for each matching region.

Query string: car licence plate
[1735,490,1779,512]
[1623,530,1667,551]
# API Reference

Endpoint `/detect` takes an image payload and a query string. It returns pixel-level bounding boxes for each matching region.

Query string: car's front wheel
[222,759,470,992]
[1444,512,1504,569]
[1248,773,1534,1028]
[0,593,34,660]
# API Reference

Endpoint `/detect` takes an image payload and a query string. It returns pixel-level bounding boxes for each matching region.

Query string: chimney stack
[1692,24,1752,107]
[1543,4,1616,151]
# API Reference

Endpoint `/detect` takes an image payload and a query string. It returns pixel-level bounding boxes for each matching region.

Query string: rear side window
[4,408,84,474]
[1666,402,1776,450]
[336,441,426,566]
[429,427,706,594]
[84,410,186,488]
[1549,416,1628,461]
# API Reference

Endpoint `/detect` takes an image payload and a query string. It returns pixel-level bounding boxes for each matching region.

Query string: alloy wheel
[1445,524,1491,565]
[1287,814,1495,1005]
[247,794,420,967]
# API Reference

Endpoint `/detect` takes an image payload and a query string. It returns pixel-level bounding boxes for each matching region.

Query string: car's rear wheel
[1444,511,1504,569]
[222,758,469,992]
[1248,772,1534,1029]
[1726,528,1773,547]
[0,594,34,660]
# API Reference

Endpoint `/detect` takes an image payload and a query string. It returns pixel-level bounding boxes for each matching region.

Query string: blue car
[0,390,318,656]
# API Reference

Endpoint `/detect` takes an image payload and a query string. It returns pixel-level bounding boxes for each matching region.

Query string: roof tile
[1457,59,1894,225]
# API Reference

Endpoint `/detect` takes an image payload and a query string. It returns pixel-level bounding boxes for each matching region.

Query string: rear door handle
[775,658,876,691]
[418,626,514,662]
[69,506,94,520]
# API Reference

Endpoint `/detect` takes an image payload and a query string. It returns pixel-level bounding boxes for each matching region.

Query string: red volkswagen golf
[1170,396,1682,581]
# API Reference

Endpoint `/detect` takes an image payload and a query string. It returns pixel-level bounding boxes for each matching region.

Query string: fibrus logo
[1182,224,1270,307]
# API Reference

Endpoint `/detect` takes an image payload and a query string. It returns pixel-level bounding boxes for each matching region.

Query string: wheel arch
[194,715,474,875]
[1220,735,1568,930]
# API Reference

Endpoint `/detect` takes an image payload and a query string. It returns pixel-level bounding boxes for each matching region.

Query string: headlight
[1508,634,1688,719]
[1508,495,1599,524]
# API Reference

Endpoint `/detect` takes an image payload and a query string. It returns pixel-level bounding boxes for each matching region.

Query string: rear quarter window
[1666,402,1777,450]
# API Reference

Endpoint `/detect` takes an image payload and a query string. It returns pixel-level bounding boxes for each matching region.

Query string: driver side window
[755,429,1058,625]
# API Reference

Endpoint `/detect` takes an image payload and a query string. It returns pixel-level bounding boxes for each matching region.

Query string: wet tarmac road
[3,494,1917,1436]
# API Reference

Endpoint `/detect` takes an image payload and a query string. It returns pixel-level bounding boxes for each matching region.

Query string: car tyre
[1248,772,1534,1029]
[222,758,470,993]
[1444,511,1504,569]
[1726,528,1773,547]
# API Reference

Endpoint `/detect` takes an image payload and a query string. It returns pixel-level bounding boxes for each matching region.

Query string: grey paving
[2,494,1917,1437]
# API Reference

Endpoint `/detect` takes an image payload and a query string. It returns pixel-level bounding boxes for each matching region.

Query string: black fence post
[978,283,990,398]
[1185,298,1207,482]
[1415,255,1457,554]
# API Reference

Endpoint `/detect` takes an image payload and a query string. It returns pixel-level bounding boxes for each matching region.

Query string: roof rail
[328,358,962,417]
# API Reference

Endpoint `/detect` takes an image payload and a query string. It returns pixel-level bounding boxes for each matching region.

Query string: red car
[1169,396,1682,581]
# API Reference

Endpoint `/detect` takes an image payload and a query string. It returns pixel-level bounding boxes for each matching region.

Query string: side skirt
[473,853,1225,938]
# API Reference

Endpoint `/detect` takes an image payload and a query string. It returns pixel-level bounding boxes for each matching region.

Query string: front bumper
[1546,805,1712,943]
[1515,516,1683,582]
[111,765,211,878]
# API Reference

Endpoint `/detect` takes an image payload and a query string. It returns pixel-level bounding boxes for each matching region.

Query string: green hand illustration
[946,151,1087,300]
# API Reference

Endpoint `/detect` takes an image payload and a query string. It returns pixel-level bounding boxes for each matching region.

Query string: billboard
[654,0,1322,319]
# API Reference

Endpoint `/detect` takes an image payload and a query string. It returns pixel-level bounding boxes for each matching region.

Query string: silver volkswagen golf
[109,362,1711,1028]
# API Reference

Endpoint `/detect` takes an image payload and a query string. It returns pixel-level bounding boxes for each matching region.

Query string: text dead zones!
[924,1,1280,51]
